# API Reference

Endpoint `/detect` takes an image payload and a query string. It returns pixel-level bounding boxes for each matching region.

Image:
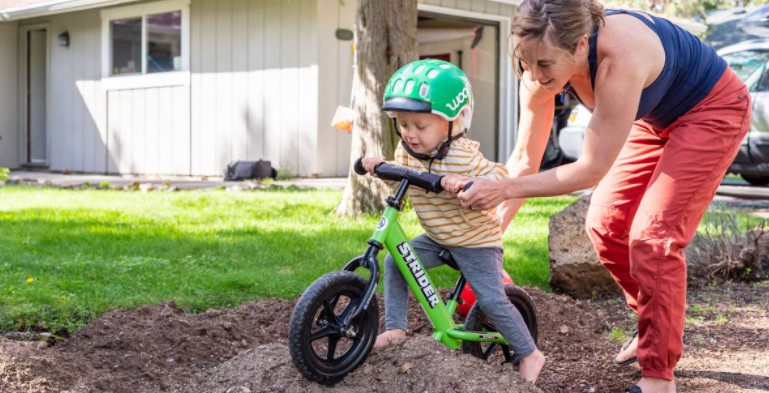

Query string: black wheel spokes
[482,342,499,359]
[309,292,360,362]
[338,297,359,324]
[290,271,378,384]
[480,318,505,360]
[502,345,514,364]
[326,335,341,361]
[321,298,343,327]
[309,326,338,342]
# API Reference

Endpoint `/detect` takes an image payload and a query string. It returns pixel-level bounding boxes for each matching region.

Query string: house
[0,0,521,177]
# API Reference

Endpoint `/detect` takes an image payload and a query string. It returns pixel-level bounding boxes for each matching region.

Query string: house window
[102,0,189,80]
[110,17,141,75]
[147,12,182,73]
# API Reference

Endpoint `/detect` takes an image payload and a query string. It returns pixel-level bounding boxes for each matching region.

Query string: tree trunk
[335,0,418,216]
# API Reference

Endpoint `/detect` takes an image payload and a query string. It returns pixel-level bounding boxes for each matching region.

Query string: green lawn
[0,186,575,333]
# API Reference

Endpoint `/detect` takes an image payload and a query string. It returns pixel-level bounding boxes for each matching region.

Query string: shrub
[686,203,769,285]
[0,167,9,182]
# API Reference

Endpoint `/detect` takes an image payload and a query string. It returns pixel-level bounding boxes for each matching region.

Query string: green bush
[0,167,9,182]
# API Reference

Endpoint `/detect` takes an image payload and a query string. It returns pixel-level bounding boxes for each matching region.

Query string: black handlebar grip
[462,182,474,192]
[374,163,444,194]
[353,158,367,176]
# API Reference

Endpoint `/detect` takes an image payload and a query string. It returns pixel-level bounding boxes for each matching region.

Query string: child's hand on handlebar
[361,157,384,174]
[441,174,471,194]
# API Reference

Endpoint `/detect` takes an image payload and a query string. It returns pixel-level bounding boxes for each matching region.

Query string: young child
[360,59,546,384]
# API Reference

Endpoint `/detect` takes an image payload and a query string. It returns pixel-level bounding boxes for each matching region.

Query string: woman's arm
[461,49,649,211]
[497,74,557,231]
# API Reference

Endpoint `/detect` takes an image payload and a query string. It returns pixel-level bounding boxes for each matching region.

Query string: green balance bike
[288,159,538,385]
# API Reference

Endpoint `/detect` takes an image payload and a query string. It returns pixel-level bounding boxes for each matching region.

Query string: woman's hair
[511,0,605,72]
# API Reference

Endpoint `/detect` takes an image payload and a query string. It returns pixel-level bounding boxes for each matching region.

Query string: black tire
[741,174,769,186]
[461,285,538,362]
[288,271,379,385]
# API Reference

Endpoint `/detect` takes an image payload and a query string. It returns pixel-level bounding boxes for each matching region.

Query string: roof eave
[0,0,141,21]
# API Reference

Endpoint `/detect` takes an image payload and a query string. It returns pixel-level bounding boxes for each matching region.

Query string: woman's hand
[440,174,470,193]
[457,178,509,211]
[361,157,383,174]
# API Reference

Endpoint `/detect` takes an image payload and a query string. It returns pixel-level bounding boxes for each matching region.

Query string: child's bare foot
[373,329,406,350]
[517,349,545,383]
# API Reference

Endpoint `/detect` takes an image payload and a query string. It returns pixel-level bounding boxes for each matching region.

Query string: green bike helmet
[382,59,473,128]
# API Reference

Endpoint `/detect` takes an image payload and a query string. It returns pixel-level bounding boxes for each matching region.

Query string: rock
[548,194,621,298]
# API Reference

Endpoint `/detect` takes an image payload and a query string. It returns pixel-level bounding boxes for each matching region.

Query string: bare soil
[1,282,767,393]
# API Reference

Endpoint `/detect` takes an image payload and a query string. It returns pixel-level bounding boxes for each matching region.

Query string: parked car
[738,5,769,38]
[557,38,769,186]
[540,93,576,170]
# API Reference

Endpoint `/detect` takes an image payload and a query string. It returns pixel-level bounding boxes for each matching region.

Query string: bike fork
[342,242,382,329]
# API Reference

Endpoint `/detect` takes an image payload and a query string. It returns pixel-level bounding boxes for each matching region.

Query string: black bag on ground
[224,160,277,181]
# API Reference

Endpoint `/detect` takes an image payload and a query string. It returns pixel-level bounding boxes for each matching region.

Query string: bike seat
[438,249,460,271]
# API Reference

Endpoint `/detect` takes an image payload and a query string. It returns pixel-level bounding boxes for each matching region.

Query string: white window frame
[100,0,190,90]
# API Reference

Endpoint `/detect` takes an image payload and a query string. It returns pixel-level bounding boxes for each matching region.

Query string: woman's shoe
[625,384,642,393]
[614,329,638,367]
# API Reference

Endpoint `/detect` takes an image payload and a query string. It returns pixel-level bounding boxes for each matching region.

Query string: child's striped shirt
[395,137,508,248]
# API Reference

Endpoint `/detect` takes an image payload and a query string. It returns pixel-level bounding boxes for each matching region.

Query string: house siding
[0,21,17,168]
[191,0,318,177]
[107,86,190,174]
[14,0,318,177]
[3,0,515,177]
[19,9,106,173]
[315,0,355,177]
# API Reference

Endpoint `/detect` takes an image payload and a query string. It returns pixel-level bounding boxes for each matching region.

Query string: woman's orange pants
[585,69,751,381]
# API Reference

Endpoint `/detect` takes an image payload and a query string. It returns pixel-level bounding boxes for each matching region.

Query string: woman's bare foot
[517,349,546,383]
[634,376,676,393]
[614,332,638,365]
[373,329,406,350]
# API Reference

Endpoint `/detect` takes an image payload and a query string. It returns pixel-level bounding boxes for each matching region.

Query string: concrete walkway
[6,170,348,190]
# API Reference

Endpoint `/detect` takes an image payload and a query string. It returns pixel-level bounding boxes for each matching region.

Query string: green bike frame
[361,181,508,350]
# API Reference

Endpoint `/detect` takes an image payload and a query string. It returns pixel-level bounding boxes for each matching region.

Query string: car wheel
[741,174,769,186]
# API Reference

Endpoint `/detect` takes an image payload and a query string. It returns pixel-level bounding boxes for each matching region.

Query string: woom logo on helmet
[446,86,470,112]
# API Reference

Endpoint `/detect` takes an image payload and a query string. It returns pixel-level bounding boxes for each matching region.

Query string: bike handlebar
[353,157,367,176]
[353,158,444,194]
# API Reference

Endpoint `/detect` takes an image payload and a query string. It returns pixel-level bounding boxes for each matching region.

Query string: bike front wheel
[461,284,538,363]
[288,270,379,385]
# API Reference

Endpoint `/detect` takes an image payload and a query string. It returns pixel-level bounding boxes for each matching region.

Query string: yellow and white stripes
[395,138,508,248]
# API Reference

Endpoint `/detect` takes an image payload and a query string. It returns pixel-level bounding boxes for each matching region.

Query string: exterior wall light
[58,31,69,47]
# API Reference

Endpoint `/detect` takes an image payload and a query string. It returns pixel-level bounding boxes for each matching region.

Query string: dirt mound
[179,336,542,393]
[0,338,85,393]
[1,283,767,393]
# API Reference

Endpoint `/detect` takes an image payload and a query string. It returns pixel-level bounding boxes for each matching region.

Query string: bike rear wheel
[461,284,538,363]
[288,271,379,385]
